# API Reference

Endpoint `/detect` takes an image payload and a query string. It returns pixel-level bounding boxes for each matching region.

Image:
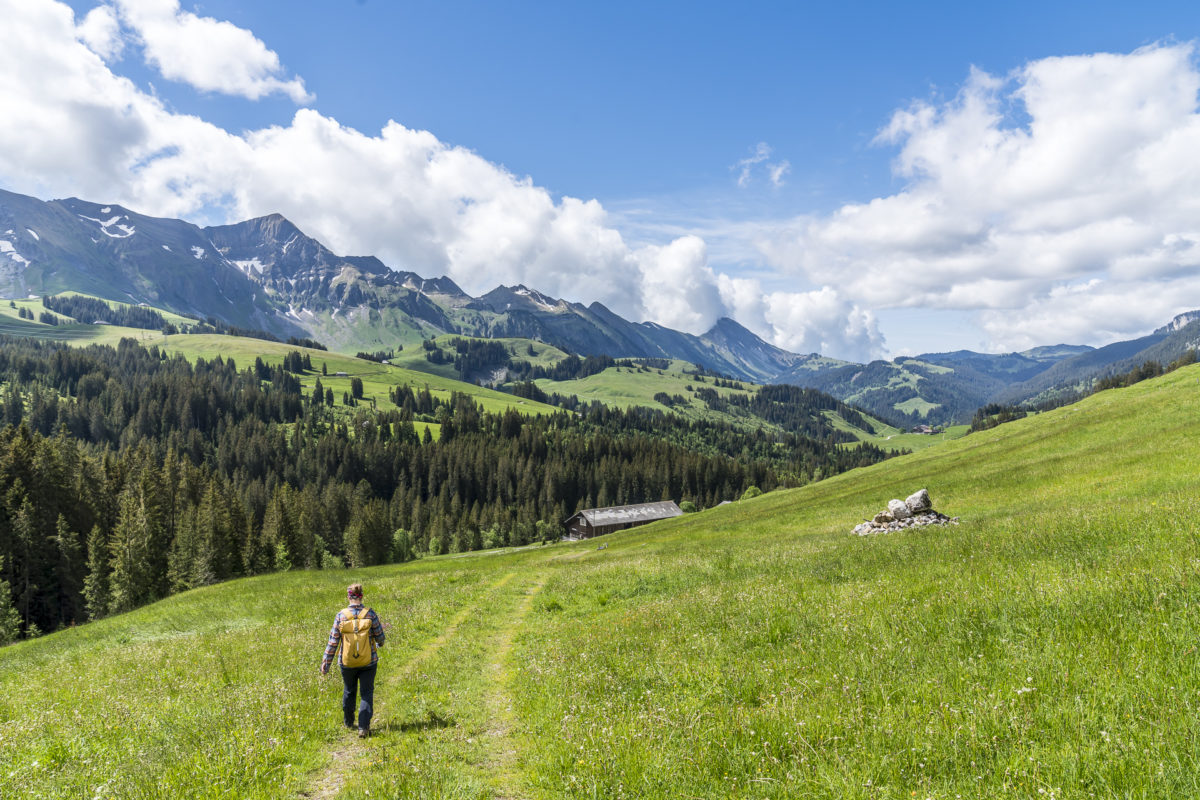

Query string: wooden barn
[562,501,683,540]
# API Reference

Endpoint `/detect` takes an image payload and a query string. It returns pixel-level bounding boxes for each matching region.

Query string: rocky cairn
[852,489,958,536]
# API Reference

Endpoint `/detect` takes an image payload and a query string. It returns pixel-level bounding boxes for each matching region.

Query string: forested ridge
[0,336,892,641]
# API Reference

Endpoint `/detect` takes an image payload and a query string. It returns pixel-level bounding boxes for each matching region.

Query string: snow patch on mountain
[25,229,38,241]
[233,258,266,275]
[162,244,171,251]
[0,240,30,266]
[77,214,135,238]
[514,286,562,312]
[191,246,205,259]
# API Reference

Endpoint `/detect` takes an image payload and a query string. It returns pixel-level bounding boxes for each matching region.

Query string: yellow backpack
[339,607,374,668]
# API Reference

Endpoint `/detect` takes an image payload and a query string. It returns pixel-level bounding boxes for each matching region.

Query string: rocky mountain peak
[474,284,567,314]
[1156,310,1200,335]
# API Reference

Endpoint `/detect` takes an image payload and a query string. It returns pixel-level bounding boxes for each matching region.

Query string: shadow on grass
[377,711,456,736]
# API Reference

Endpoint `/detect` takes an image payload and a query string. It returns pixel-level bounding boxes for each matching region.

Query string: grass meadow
[529,359,967,451]
[0,297,169,348]
[533,359,756,415]
[384,336,570,380]
[2,363,1200,798]
[161,334,560,419]
[0,295,560,421]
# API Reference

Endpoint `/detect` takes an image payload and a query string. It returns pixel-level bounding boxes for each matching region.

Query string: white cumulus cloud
[760,43,1200,351]
[717,275,885,361]
[76,4,124,60]
[0,0,966,362]
[111,0,312,102]
[6,0,846,347]
[636,236,726,334]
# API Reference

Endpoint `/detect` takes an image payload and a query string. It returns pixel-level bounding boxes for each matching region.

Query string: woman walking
[320,583,386,737]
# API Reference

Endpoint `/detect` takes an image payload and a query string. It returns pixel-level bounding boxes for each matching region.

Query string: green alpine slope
[2,364,1200,798]
[161,334,559,417]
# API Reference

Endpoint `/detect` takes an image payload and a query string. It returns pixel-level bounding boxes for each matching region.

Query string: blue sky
[10,0,1200,358]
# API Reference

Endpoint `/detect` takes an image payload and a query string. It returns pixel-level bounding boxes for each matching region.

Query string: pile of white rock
[851,489,958,536]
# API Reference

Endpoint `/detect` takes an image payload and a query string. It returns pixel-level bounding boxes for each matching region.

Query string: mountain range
[2,187,1196,426]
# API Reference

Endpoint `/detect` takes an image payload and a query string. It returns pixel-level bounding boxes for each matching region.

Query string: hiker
[320,583,386,738]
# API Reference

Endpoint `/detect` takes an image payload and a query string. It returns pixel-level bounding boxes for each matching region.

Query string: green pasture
[898,357,953,375]
[821,409,968,451]
[162,334,559,418]
[384,335,570,379]
[533,360,918,449]
[4,360,1200,797]
[893,395,941,416]
[533,359,753,413]
[836,362,930,412]
[299,305,439,354]
[531,358,778,429]
[0,296,165,347]
[0,293,194,349]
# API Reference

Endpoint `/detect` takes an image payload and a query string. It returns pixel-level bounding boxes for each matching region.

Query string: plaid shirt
[322,603,385,670]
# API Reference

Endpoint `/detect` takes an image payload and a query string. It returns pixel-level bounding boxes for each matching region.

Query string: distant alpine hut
[562,501,683,540]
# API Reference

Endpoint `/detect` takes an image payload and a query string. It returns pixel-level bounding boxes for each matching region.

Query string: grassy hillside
[527,358,959,450]
[3,359,1200,798]
[298,305,444,353]
[0,295,559,419]
[385,335,570,381]
[0,295,171,347]
[162,334,559,418]
[822,408,969,452]
[536,359,749,410]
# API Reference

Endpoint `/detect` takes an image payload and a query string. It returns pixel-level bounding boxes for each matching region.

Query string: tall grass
[2,365,1199,798]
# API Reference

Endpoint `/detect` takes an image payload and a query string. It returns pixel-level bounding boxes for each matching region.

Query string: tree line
[42,294,166,330]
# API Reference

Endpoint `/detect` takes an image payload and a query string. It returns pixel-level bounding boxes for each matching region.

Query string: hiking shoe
[357,728,369,739]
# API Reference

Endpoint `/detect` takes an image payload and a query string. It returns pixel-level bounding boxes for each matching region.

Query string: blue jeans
[340,663,377,731]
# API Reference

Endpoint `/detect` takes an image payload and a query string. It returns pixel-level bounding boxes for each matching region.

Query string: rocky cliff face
[0,190,302,335]
[1157,310,1200,334]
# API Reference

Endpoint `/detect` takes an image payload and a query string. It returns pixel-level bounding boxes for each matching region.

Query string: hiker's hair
[347,583,363,597]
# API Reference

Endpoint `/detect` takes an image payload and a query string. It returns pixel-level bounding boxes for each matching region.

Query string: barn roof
[567,501,683,527]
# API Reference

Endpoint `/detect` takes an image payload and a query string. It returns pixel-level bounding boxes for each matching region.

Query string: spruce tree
[0,556,20,644]
[52,514,82,625]
[168,509,198,593]
[11,498,37,634]
[108,491,149,614]
[82,525,109,621]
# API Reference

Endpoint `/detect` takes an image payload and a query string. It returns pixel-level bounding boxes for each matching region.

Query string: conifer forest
[0,337,891,639]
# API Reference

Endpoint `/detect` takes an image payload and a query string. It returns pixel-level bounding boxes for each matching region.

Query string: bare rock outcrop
[888,499,912,520]
[852,489,958,536]
[904,489,931,514]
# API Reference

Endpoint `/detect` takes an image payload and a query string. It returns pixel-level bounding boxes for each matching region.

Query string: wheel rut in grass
[298,571,517,800]
[476,574,547,800]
